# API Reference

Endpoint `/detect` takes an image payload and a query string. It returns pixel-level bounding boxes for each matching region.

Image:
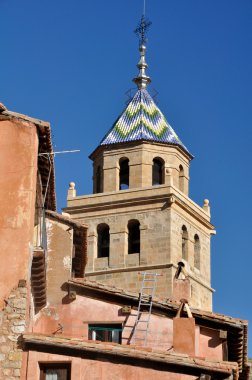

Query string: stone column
[109,227,127,269]
[139,224,148,266]
[103,165,119,192]
[86,231,96,272]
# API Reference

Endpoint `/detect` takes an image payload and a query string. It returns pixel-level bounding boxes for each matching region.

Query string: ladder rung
[135,329,147,331]
[142,287,154,289]
[133,337,145,340]
[140,302,151,306]
[137,320,149,323]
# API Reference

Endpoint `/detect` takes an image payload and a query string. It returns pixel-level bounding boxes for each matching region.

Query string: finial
[133,15,152,90]
[68,182,76,198]
[203,199,210,216]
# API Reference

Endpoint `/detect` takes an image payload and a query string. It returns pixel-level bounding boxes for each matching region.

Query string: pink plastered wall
[26,351,198,380]
[32,294,224,360]
[33,295,174,350]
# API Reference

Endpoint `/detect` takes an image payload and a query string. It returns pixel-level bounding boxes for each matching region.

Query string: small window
[194,234,200,270]
[88,324,122,344]
[179,165,184,192]
[181,225,188,260]
[40,363,71,380]
[119,158,129,190]
[152,158,164,185]
[128,220,140,254]
[96,166,101,193]
[97,224,110,258]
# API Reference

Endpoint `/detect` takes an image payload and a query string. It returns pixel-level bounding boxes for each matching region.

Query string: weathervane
[134,15,152,46]
[133,3,152,90]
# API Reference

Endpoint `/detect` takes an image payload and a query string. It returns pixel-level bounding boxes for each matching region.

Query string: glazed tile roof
[100,89,189,153]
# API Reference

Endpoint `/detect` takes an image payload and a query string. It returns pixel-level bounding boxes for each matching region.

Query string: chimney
[172,262,191,302]
[173,299,196,356]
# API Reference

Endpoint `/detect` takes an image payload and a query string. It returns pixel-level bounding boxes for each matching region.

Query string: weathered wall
[46,218,74,305]
[0,280,28,380]
[0,119,38,307]
[32,294,222,358]
[26,351,198,380]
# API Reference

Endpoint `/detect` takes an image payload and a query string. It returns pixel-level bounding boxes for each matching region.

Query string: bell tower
[64,16,215,311]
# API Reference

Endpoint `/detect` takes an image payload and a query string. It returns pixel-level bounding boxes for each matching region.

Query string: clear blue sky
[1,0,252,355]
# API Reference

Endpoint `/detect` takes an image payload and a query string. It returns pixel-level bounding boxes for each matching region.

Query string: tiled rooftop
[69,278,248,327]
[99,89,189,154]
[21,333,239,379]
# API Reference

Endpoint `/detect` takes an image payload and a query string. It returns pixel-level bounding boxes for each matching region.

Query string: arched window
[179,165,184,192]
[152,158,164,185]
[97,224,110,258]
[194,234,200,270]
[96,166,101,193]
[181,225,188,260]
[128,220,140,254]
[119,158,129,190]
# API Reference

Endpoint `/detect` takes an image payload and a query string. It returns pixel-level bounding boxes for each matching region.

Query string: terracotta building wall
[0,119,38,307]
[32,295,223,361]
[26,351,198,380]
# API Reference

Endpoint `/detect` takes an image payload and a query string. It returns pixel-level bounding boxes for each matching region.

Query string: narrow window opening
[96,166,101,193]
[128,220,140,254]
[182,225,188,260]
[179,165,184,192]
[194,234,200,270]
[97,224,110,258]
[152,158,164,185]
[119,158,129,190]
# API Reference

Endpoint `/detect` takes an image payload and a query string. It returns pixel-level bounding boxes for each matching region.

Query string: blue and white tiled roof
[99,88,189,153]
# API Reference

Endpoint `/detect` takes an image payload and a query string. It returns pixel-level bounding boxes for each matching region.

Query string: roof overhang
[21,333,239,380]
[67,278,249,376]
[89,140,194,161]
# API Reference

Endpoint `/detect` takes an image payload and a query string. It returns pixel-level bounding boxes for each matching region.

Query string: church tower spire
[65,11,215,312]
[133,15,152,89]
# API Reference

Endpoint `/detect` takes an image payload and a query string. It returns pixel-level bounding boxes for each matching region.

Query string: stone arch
[194,234,200,270]
[179,165,185,192]
[181,225,188,260]
[152,157,165,185]
[127,219,140,254]
[119,157,129,190]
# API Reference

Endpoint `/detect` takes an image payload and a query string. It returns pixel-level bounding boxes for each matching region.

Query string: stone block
[11,325,25,333]
[13,299,26,310]
[14,369,20,377]
[7,335,18,342]
[8,351,22,361]
[1,345,11,354]
[3,368,12,376]
[3,360,21,369]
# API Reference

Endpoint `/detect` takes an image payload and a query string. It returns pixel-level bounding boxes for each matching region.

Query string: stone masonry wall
[0,280,27,380]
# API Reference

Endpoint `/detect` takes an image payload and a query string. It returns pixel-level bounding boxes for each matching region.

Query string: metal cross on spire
[133,12,152,89]
[134,14,152,46]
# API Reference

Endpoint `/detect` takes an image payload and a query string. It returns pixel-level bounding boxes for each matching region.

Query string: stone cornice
[65,184,214,230]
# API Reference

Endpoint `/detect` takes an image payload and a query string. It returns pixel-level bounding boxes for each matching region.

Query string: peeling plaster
[63,256,71,270]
